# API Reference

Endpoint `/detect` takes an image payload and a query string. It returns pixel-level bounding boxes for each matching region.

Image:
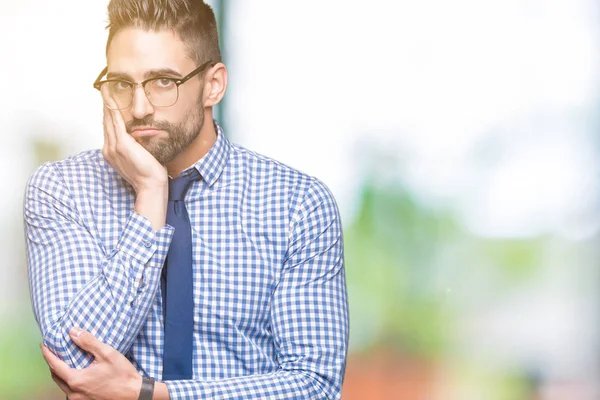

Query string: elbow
[299,369,344,400]
[40,318,94,369]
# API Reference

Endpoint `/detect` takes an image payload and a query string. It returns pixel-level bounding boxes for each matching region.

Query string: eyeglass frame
[92,60,215,109]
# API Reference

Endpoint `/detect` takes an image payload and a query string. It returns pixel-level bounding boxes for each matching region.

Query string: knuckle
[78,333,90,345]
[102,348,115,361]
[67,375,82,391]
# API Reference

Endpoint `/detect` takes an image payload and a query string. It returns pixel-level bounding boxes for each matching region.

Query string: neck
[166,110,217,177]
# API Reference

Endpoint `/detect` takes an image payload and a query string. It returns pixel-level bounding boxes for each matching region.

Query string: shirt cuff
[117,211,175,266]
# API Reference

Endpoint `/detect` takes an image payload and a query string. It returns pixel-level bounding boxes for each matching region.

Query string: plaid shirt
[24,125,349,399]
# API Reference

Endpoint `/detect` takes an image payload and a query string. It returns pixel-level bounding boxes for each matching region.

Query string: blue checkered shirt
[24,125,349,399]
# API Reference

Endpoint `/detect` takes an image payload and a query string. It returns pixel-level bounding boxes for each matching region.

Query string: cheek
[156,106,189,130]
[180,81,204,105]
[163,85,203,125]
[178,98,203,120]
[169,106,189,124]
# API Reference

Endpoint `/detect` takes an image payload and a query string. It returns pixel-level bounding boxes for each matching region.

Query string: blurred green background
[2,1,600,399]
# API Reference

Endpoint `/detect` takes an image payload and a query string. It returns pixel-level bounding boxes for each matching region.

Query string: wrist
[154,382,171,400]
[135,189,168,231]
[136,178,168,194]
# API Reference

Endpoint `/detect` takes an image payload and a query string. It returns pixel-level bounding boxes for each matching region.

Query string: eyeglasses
[93,61,214,110]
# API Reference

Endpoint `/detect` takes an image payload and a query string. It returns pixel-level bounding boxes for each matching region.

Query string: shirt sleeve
[164,178,350,400]
[24,162,174,369]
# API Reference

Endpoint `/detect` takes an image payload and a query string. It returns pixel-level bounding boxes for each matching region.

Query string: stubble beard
[127,102,205,165]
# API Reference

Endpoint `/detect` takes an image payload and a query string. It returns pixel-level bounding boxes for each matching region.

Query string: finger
[103,106,116,151]
[104,95,118,112]
[108,104,128,143]
[102,147,114,169]
[41,343,75,382]
[69,328,112,360]
[51,370,72,396]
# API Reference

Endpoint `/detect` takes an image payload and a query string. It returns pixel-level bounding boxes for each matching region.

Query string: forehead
[107,27,194,77]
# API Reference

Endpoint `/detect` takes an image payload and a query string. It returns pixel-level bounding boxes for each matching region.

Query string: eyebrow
[106,68,183,81]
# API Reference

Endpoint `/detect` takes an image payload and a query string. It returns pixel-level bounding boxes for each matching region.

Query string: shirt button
[144,241,152,248]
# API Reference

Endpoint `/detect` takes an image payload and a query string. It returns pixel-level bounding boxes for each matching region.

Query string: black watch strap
[138,376,155,400]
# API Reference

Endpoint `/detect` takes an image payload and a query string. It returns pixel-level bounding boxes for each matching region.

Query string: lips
[130,127,162,138]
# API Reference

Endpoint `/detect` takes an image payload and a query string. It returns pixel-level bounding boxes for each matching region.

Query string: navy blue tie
[161,169,201,380]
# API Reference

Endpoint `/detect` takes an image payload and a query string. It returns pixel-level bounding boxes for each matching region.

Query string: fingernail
[69,327,84,338]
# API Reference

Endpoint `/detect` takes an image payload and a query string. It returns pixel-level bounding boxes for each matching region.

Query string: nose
[130,85,155,119]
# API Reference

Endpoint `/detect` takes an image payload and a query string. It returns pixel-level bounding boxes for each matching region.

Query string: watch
[138,376,155,400]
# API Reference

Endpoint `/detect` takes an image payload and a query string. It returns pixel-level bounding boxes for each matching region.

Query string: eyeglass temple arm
[93,67,108,89]
[177,61,215,85]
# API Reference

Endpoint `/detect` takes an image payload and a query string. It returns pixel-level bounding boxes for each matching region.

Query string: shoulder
[26,149,112,192]
[229,142,323,189]
[229,142,307,180]
[228,141,338,213]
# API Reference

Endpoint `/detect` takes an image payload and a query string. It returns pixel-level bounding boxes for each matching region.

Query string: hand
[41,328,142,400]
[102,99,168,193]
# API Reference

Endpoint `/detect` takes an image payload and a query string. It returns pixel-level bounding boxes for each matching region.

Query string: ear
[203,62,228,107]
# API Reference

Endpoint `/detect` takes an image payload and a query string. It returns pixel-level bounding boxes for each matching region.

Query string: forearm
[40,240,163,367]
[27,203,173,368]
[162,370,334,400]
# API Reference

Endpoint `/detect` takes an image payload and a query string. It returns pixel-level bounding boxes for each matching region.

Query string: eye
[109,80,132,91]
[153,78,176,89]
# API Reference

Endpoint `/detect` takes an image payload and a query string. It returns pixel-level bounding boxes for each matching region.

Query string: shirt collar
[189,122,230,187]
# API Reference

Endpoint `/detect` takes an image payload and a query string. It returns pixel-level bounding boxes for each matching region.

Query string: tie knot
[169,169,201,201]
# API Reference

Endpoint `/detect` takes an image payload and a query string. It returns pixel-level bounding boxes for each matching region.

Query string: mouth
[130,127,162,138]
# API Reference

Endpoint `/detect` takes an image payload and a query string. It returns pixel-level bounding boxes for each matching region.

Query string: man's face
[106,27,205,165]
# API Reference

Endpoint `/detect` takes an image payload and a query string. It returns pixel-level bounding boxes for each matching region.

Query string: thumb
[69,327,111,359]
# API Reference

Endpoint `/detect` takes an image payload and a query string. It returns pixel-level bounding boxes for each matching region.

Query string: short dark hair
[106,0,221,64]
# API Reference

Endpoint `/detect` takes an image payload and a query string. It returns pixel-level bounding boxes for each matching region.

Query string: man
[24,1,349,399]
